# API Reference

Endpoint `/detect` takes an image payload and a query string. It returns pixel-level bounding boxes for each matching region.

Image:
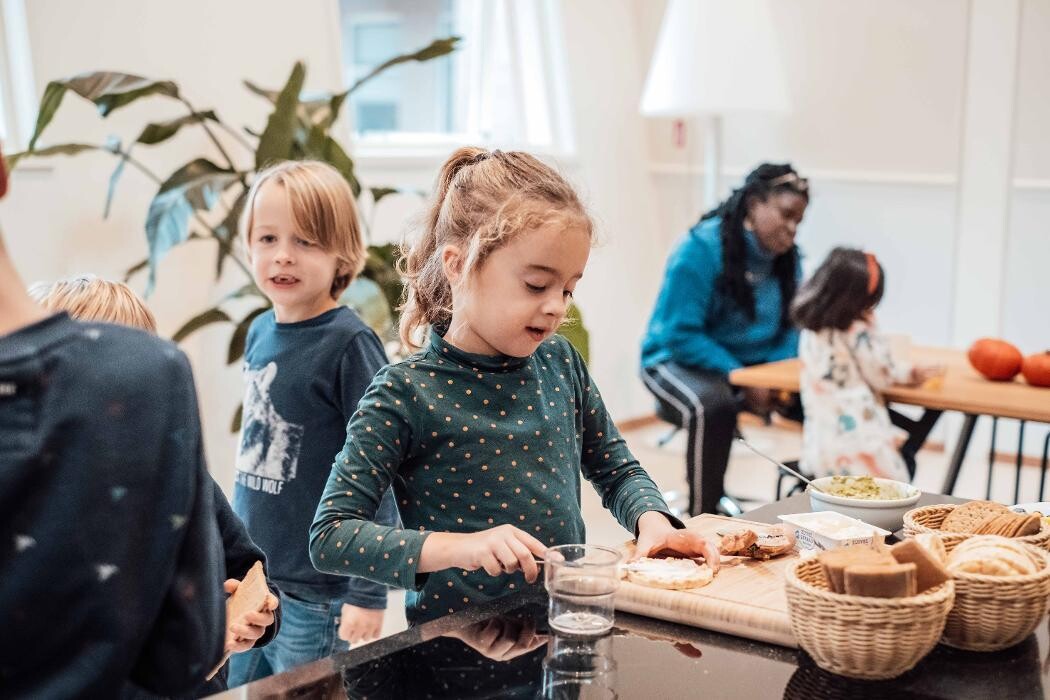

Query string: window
[0,0,36,150]
[337,0,574,156]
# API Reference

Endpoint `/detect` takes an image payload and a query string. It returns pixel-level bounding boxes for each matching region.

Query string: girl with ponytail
[640,163,810,516]
[312,147,716,627]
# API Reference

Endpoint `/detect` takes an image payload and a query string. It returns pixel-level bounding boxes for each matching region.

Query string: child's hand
[442,616,548,661]
[633,512,720,571]
[339,604,384,645]
[223,578,279,655]
[910,364,945,386]
[423,525,547,583]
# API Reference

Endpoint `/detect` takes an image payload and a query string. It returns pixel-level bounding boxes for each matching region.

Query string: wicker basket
[941,544,1050,651]
[903,504,1050,552]
[785,558,955,680]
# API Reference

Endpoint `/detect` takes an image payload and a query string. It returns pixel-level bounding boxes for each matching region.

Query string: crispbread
[947,536,1042,576]
[940,501,1009,534]
[205,560,270,681]
[1015,513,1042,537]
[912,533,947,564]
[227,560,269,623]
[973,513,1010,536]
[624,557,714,590]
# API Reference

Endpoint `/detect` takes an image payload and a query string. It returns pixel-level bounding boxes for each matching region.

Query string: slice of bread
[947,535,1043,576]
[912,533,948,564]
[624,557,714,590]
[844,562,918,598]
[817,546,896,594]
[890,539,950,593]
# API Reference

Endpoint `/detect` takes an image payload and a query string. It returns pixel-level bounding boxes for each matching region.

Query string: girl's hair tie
[865,252,880,295]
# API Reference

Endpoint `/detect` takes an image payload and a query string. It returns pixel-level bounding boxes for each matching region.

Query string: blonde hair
[240,160,367,299]
[398,147,592,350]
[29,274,158,332]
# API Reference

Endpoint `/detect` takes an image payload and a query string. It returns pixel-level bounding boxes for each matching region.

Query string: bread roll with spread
[623,557,715,590]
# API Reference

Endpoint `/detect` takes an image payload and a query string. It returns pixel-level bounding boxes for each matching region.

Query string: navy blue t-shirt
[234,306,397,607]
[0,313,225,698]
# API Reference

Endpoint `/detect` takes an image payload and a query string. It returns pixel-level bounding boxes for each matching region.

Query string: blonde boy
[230,160,397,686]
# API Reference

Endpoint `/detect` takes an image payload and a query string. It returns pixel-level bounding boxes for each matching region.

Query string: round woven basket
[903,504,1050,552]
[941,544,1050,651]
[784,558,955,680]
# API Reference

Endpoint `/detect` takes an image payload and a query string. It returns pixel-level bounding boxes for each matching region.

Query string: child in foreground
[230,160,398,685]
[310,147,717,625]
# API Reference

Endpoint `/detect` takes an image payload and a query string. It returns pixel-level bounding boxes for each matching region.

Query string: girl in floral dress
[791,248,942,480]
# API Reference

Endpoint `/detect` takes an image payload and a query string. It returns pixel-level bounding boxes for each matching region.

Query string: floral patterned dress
[799,319,913,480]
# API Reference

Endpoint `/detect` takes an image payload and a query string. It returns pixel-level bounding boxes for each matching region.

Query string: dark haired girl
[791,247,942,479]
[641,163,809,515]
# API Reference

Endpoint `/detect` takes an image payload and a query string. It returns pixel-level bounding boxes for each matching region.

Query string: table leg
[986,418,998,500]
[942,413,979,495]
[1040,431,1050,502]
[1013,420,1026,505]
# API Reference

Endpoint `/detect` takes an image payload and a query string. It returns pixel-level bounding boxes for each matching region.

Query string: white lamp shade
[640,0,790,117]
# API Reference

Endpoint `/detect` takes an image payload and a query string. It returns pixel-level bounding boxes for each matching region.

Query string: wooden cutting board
[614,514,798,648]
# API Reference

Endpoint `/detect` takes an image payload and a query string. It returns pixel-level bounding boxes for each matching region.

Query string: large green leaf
[29,72,179,149]
[228,307,270,364]
[214,189,248,279]
[360,243,405,321]
[348,37,461,94]
[321,134,360,197]
[144,158,238,293]
[5,143,98,170]
[245,83,347,131]
[171,307,232,343]
[255,62,305,170]
[137,110,218,146]
[558,303,590,365]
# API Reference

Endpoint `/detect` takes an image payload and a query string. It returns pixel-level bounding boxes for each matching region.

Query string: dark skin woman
[640,163,809,515]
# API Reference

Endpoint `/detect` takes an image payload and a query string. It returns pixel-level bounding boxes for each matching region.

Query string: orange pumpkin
[967,338,1022,381]
[1021,351,1050,388]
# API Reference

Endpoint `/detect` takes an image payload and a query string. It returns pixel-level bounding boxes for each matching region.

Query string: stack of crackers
[939,501,1042,538]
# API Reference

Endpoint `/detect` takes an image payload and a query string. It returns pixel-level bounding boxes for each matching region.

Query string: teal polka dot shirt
[310,328,670,623]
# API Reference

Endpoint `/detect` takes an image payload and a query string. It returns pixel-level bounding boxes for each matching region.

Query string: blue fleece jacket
[641,217,800,375]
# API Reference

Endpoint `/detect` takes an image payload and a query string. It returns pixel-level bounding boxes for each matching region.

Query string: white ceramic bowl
[807,477,921,531]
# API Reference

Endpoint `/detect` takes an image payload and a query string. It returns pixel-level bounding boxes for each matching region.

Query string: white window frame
[0,0,37,151]
[329,0,575,166]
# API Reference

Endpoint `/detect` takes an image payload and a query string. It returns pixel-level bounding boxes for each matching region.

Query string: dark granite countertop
[211,493,1050,699]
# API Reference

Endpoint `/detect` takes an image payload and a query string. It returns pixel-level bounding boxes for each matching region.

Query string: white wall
[1,0,348,494]
[636,0,1050,460]
[2,0,1048,484]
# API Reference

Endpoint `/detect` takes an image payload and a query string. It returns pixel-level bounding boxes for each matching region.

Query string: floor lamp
[640,0,790,210]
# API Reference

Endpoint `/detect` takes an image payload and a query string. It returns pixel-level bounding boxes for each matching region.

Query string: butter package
[778,511,891,553]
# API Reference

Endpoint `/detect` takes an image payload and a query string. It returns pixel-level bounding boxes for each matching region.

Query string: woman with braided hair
[641,163,809,516]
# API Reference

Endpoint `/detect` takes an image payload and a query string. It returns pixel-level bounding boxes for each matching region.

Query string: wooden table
[730,346,1050,497]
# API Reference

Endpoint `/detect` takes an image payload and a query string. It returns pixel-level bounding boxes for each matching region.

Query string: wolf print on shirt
[236,362,304,494]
